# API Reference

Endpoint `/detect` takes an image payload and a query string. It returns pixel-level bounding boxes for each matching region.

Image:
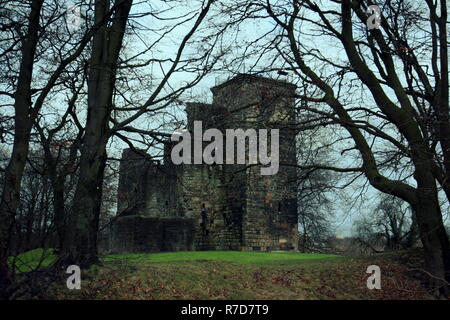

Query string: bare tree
[59,0,220,267]
[354,194,419,252]
[296,129,337,252]
[0,0,117,297]
[0,0,44,297]
[214,0,450,296]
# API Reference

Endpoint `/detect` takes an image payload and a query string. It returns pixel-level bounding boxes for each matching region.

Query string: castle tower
[182,74,298,251]
[213,74,298,251]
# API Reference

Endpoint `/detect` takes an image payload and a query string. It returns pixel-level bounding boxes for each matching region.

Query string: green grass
[8,248,56,273]
[52,250,431,300]
[9,249,429,300]
[9,249,337,272]
[10,249,433,300]
[103,251,338,265]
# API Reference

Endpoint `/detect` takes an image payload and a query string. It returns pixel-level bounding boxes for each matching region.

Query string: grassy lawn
[103,251,338,264]
[10,249,433,300]
[10,249,337,272]
[8,248,56,273]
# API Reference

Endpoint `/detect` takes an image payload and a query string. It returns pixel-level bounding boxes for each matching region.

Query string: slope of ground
[9,249,434,299]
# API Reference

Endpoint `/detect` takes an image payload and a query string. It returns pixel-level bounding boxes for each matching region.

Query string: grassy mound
[51,252,431,300]
[10,249,432,299]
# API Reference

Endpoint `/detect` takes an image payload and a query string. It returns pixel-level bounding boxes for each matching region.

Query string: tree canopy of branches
[212,0,450,296]
[0,0,223,298]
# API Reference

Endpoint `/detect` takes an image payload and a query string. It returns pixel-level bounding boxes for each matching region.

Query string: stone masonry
[110,74,299,253]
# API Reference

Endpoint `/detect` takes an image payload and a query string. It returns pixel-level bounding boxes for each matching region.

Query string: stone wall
[110,216,195,253]
[117,149,180,218]
[116,149,151,216]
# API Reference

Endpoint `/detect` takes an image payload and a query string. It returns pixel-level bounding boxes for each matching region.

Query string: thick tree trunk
[413,186,450,297]
[58,0,132,268]
[59,142,107,267]
[57,66,112,266]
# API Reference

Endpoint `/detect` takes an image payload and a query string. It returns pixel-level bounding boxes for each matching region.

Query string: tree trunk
[25,194,36,251]
[59,142,107,267]
[413,187,450,297]
[0,0,43,299]
[58,0,132,268]
[405,208,419,248]
[51,175,66,251]
[0,117,34,296]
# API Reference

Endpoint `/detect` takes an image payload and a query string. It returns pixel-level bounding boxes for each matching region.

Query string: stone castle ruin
[110,74,299,253]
